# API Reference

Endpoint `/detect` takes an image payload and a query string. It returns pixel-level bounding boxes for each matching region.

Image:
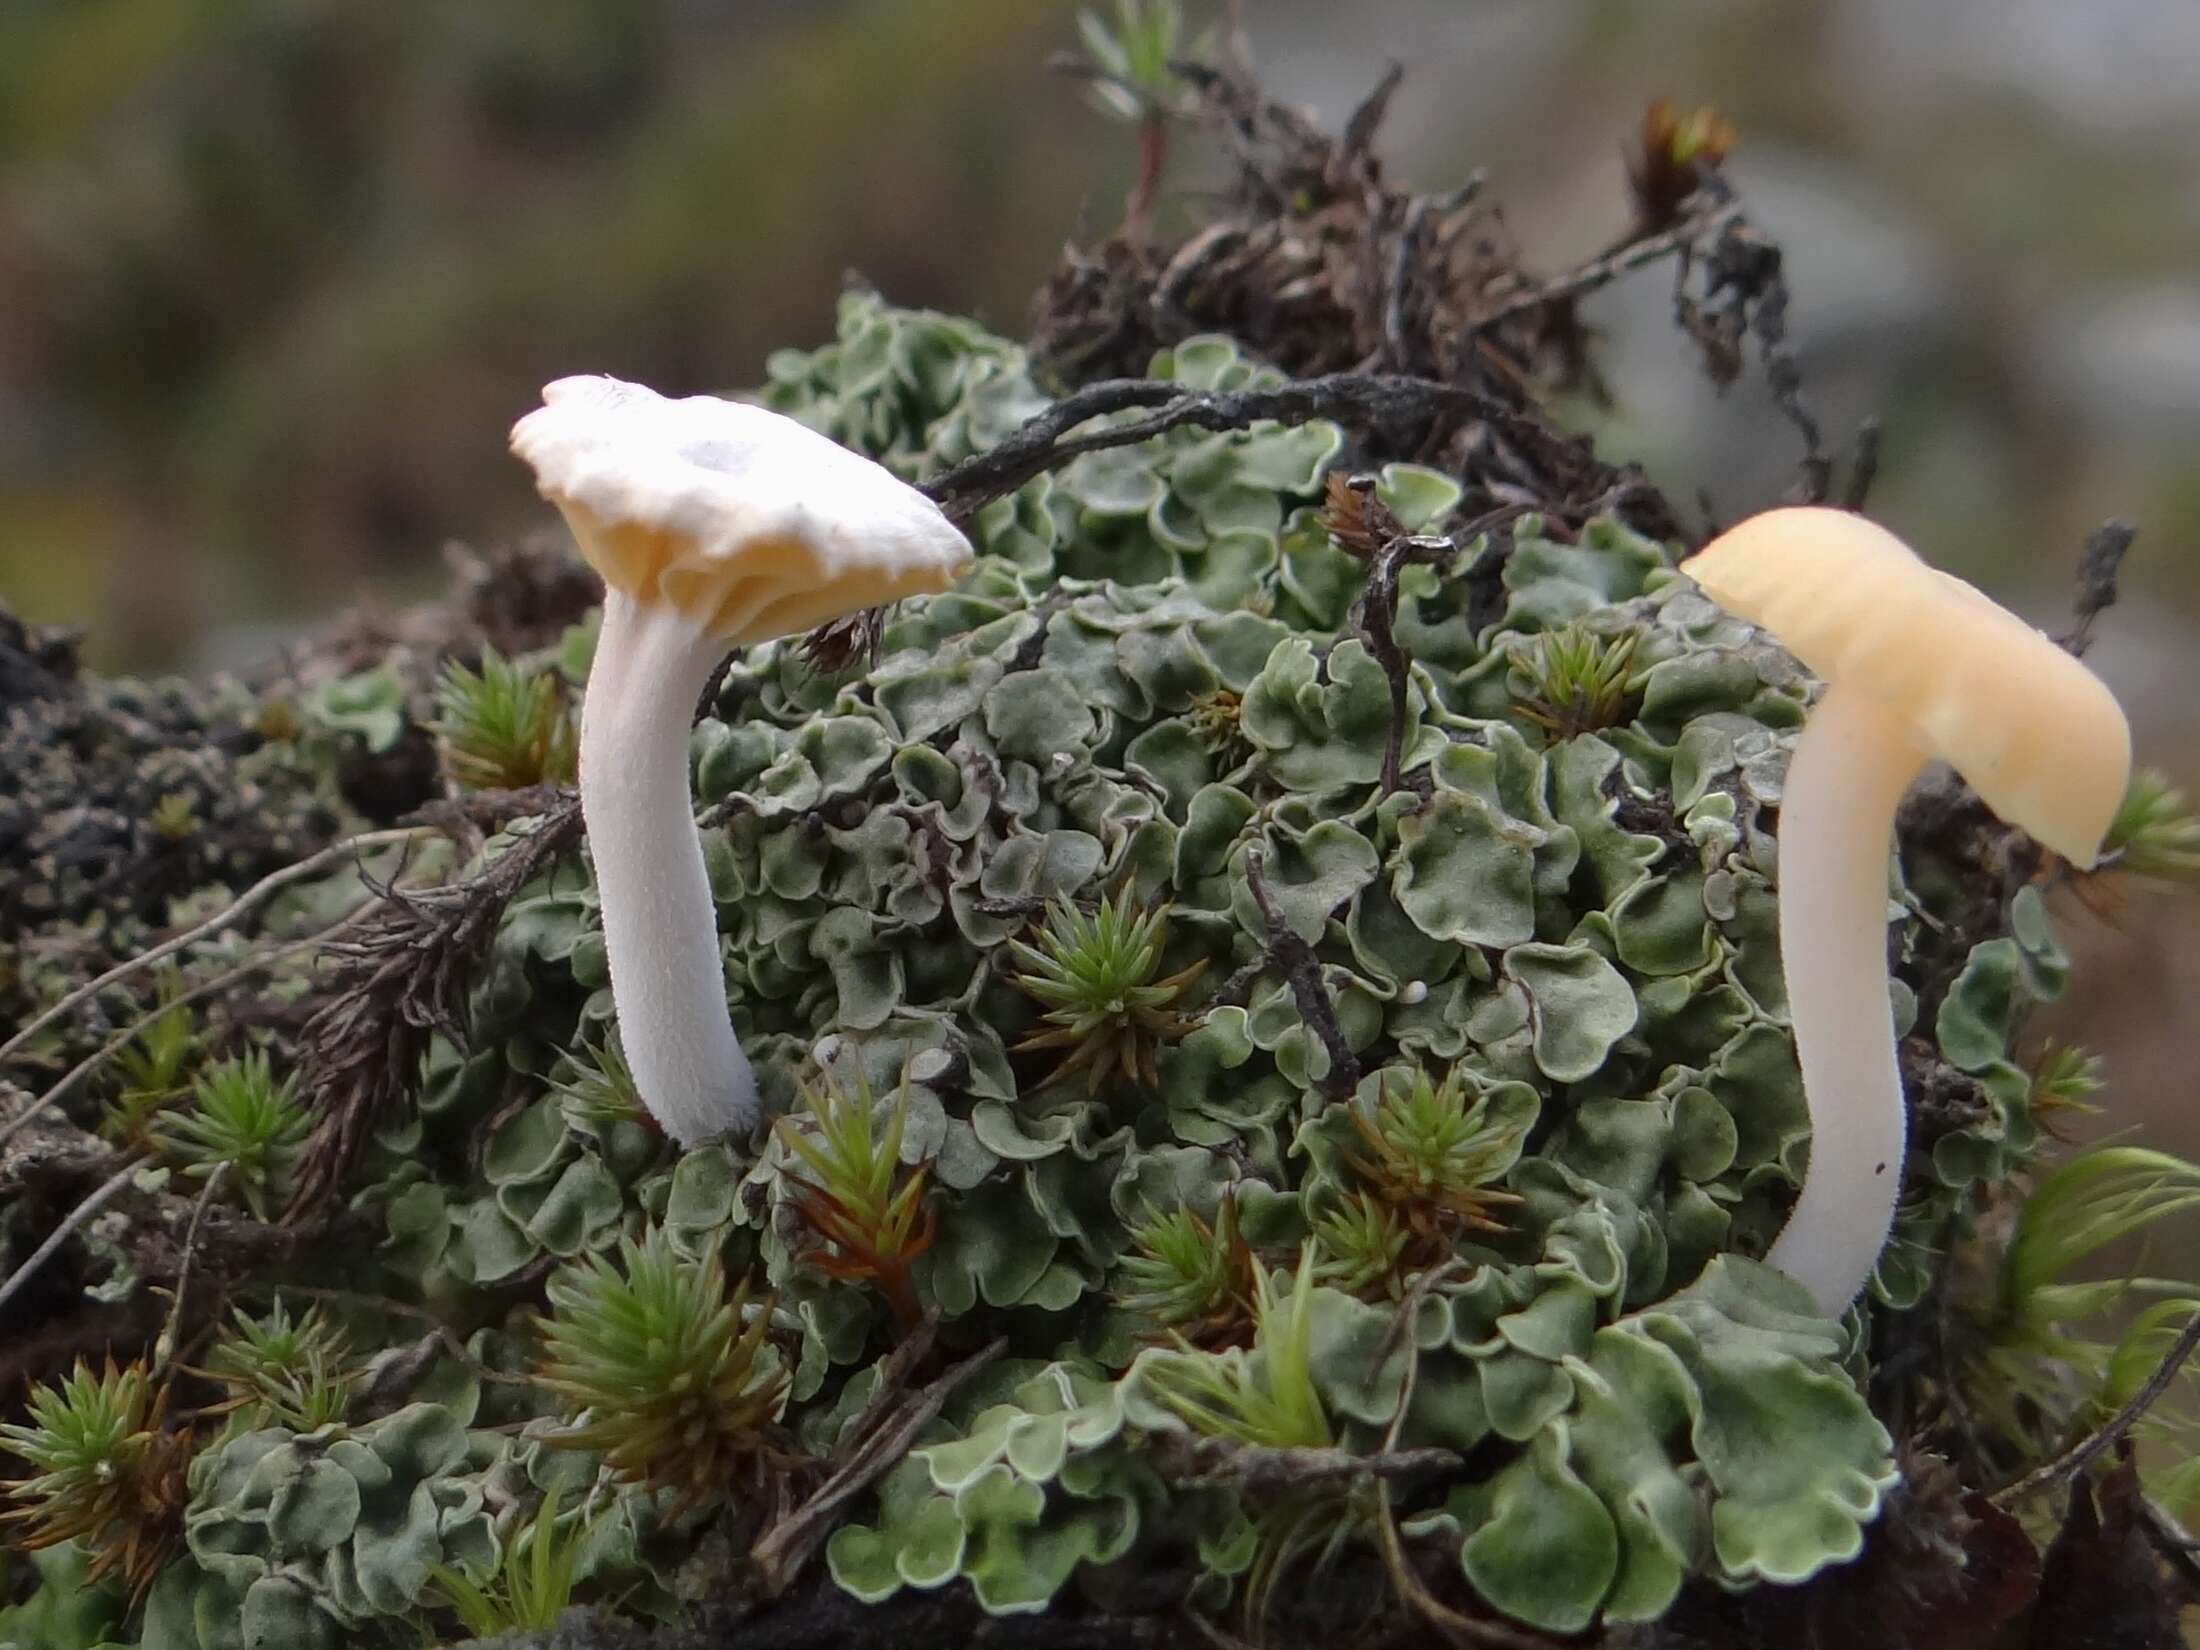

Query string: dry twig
[1143,1435,1461,1494]
[0,827,427,1075]
[922,372,1512,530]
[1994,1308,2200,1508]
[0,1159,143,1317]
[0,902,380,1153]
[152,1163,230,1367]
[751,1323,1006,1592]
[1242,849,1360,1097]
[2058,519,2138,657]
[287,800,582,1214]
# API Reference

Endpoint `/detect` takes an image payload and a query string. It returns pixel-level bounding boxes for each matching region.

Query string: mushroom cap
[1683,506,2131,866]
[510,375,971,645]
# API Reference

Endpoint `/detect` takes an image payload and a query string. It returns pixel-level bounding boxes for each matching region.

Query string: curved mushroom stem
[1764,679,1928,1316]
[580,593,758,1144]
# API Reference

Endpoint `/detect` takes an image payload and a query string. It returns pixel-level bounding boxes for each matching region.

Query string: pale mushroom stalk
[579,592,755,1146]
[1686,507,2129,1319]
[1761,682,1926,1314]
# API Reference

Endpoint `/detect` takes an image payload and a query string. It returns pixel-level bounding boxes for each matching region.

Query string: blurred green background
[4,0,2196,673]
[0,0,2194,1123]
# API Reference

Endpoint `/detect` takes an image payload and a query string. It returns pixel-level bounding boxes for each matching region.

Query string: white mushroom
[1683,507,2129,1315]
[511,377,970,1145]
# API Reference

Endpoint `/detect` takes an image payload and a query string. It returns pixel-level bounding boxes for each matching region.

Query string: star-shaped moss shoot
[775,1071,936,1330]
[1184,687,1249,763]
[1509,624,1641,742]
[1116,1193,1258,1346]
[1342,1068,1525,1264]
[533,1228,791,1521]
[1131,1253,1378,1630]
[548,1038,650,1134]
[203,1298,357,1431]
[99,970,199,1151]
[1627,97,1736,228]
[1310,1190,1413,1300]
[2102,767,2200,884]
[1006,887,1207,1095]
[150,1049,310,1220]
[1136,1250,1331,1451]
[2029,1043,2106,1143]
[0,1359,192,1603]
[429,645,578,792]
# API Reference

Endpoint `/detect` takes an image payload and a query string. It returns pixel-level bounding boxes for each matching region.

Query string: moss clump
[0,296,2154,1646]
[430,646,579,793]
[360,301,2041,1636]
[0,1359,190,1602]
[1006,886,1207,1095]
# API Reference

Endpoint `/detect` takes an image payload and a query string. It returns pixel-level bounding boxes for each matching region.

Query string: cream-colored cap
[1683,506,2131,866]
[510,375,971,644]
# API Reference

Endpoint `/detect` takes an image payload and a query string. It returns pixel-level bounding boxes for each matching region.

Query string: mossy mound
[0,299,2101,1648]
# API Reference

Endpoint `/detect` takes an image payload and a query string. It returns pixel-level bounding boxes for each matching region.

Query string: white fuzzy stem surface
[580,595,757,1144]
[1763,679,1927,1316]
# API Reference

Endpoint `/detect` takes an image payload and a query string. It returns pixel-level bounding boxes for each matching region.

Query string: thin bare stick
[1146,1435,1461,1493]
[0,827,427,1072]
[922,372,1510,529]
[1839,416,1883,513]
[1993,1306,2200,1506]
[751,1326,1006,1591]
[1354,531,1455,793]
[1380,1258,1473,1455]
[1373,1493,1547,1648]
[0,901,380,1153]
[1468,198,1741,335]
[0,1159,143,1317]
[2057,518,2138,658]
[154,1162,230,1367]
[1244,849,1361,1096]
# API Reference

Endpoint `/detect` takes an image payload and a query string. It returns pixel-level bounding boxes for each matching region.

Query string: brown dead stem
[286,796,582,1215]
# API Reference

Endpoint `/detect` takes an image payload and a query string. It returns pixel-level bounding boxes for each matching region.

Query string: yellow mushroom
[1684,507,2129,1315]
[511,377,971,1145]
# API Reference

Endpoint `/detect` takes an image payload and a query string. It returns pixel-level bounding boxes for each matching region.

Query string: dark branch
[1144,1434,1463,1495]
[1839,417,1883,514]
[2057,518,2138,657]
[287,797,584,1215]
[1746,242,1827,500]
[1361,553,1417,795]
[751,1325,1005,1594]
[1467,195,1742,335]
[920,373,1511,529]
[1337,488,1457,794]
[1994,1307,2200,1506]
[1242,849,1361,1097]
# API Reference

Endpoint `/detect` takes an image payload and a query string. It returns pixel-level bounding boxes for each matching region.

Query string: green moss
[15,296,2116,1641]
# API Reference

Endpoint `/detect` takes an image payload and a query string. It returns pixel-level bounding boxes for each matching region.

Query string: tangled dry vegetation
[4,23,2200,1650]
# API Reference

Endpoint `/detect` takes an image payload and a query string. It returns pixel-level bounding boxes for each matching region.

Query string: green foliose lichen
[30,295,2090,1642]
[146,1403,494,1650]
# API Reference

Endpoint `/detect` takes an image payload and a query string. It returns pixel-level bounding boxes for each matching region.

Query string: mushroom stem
[1765,679,1927,1316]
[580,593,758,1144]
